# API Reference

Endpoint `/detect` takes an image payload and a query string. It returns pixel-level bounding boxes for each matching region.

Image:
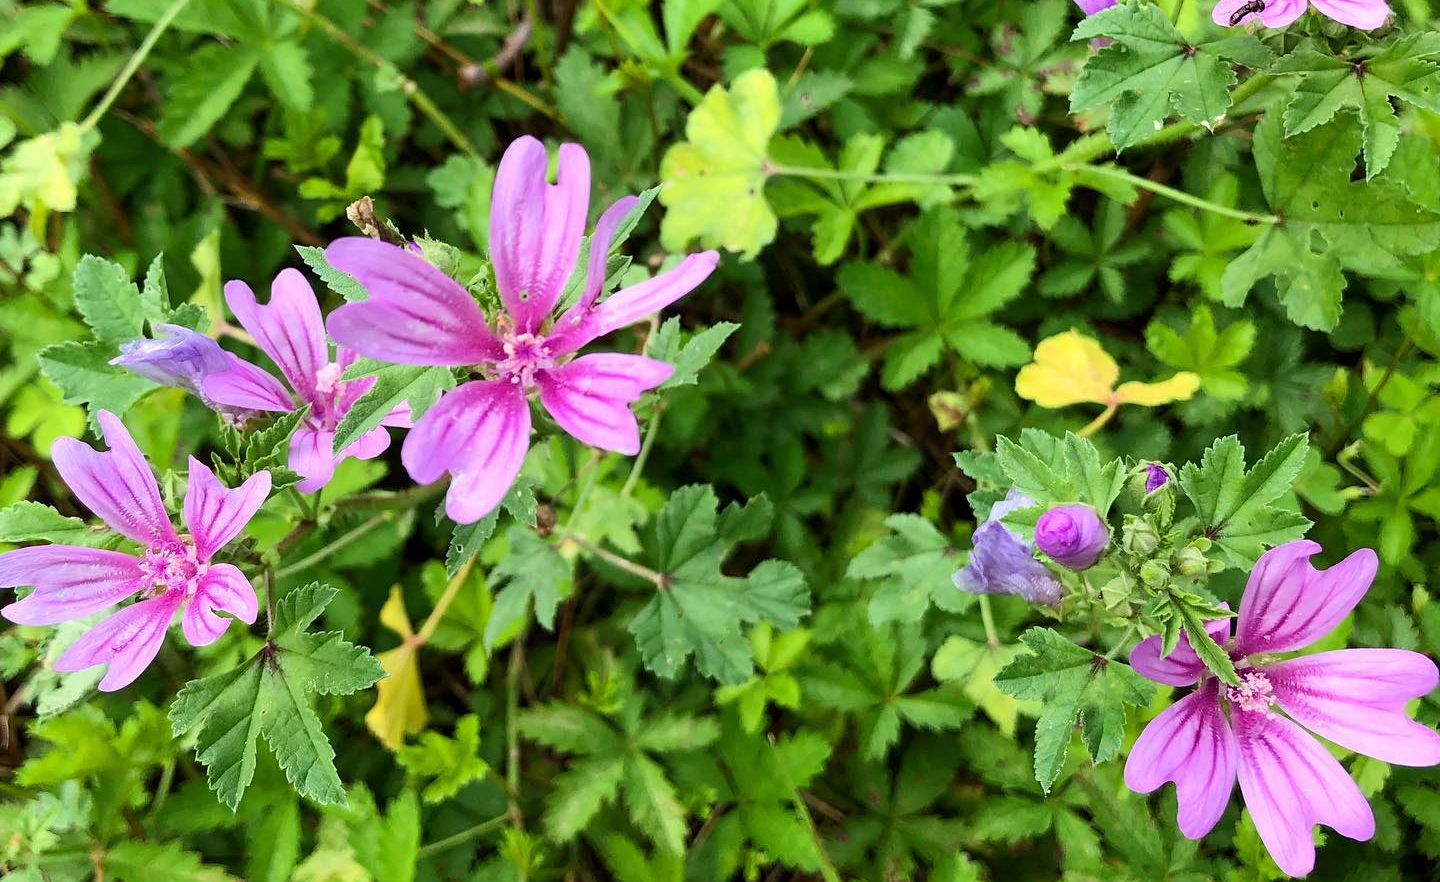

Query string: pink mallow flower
[1213,0,1389,30]
[324,135,720,523]
[1125,540,1440,877]
[201,268,411,493]
[0,411,270,690]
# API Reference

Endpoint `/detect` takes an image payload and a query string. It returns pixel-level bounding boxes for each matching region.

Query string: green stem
[1078,402,1118,437]
[567,533,668,587]
[416,813,508,858]
[554,451,603,547]
[416,557,474,643]
[1104,624,1138,661]
[1066,162,1279,224]
[264,567,277,637]
[794,792,842,882]
[274,513,389,578]
[979,595,1000,649]
[505,638,525,828]
[620,405,663,499]
[275,0,479,157]
[769,164,978,187]
[80,0,194,131]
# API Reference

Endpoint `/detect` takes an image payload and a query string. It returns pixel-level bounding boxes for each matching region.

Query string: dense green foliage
[3,0,1440,880]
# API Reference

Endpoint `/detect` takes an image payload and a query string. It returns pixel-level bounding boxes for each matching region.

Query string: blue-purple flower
[1145,463,1170,494]
[953,490,1063,607]
[1035,504,1109,570]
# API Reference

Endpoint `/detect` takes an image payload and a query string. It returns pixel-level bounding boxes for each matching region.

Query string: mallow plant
[5,0,1440,878]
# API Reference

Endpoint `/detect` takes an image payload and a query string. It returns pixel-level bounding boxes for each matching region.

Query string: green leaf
[215,409,306,491]
[332,361,453,454]
[38,340,156,427]
[629,486,810,683]
[484,527,575,649]
[345,788,421,882]
[1179,433,1310,557]
[1275,39,1440,178]
[847,514,965,624]
[1222,113,1440,330]
[0,501,114,547]
[1145,305,1254,400]
[72,255,143,347]
[104,840,239,882]
[157,44,262,148]
[259,41,314,113]
[648,319,740,389]
[296,245,369,302]
[993,628,1155,792]
[659,68,781,259]
[1172,596,1240,685]
[169,583,385,809]
[1071,3,1271,149]
[395,715,489,803]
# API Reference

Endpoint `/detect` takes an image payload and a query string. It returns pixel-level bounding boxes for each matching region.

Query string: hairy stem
[1066,162,1279,224]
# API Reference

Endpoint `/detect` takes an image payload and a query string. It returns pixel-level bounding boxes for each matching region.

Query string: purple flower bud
[111,324,231,394]
[953,490,1064,607]
[1035,504,1109,570]
[1144,463,1170,494]
[1075,0,1117,14]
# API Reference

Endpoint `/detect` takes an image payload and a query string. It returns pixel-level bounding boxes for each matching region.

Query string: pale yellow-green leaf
[1114,373,1201,406]
[365,586,427,751]
[0,123,100,215]
[1014,330,1118,407]
[1015,329,1199,410]
[659,68,780,259]
[932,636,1035,736]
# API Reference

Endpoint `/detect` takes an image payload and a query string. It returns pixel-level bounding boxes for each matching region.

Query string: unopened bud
[1139,560,1171,588]
[1035,504,1109,570]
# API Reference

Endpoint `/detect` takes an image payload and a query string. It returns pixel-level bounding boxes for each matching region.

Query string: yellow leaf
[1115,373,1201,406]
[1013,329,1118,407]
[1015,329,1201,411]
[365,586,427,751]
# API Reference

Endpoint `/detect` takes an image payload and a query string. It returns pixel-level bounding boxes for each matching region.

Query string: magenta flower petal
[1129,615,1231,688]
[182,457,270,561]
[490,137,591,332]
[576,195,640,313]
[50,410,178,545]
[325,238,503,366]
[1233,706,1375,877]
[1074,0,1116,13]
[547,251,720,356]
[339,425,393,462]
[401,380,532,523]
[1311,0,1390,27]
[0,546,146,625]
[1034,503,1108,569]
[1125,682,1239,839]
[536,354,673,455]
[289,426,338,494]
[1266,648,1440,766]
[1232,541,1378,657]
[54,590,186,691]
[224,270,328,400]
[183,563,258,646]
[203,354,296,413]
